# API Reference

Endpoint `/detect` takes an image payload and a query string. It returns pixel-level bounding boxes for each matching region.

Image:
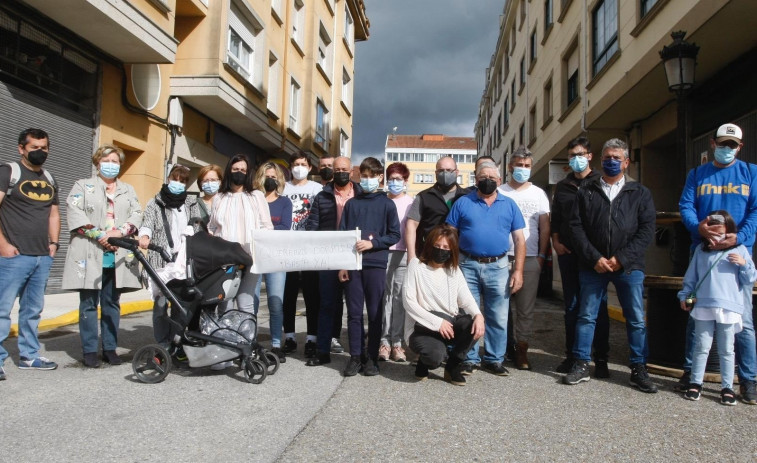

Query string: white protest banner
[250,229,362,273]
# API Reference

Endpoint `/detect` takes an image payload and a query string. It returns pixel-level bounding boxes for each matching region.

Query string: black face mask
[333,171,351,187]
[319,167,334,182]
[431,247,451,264]
[230,171,246,186]
[27,149,48,166]
[477,178,497,195]
[263,177,278,192]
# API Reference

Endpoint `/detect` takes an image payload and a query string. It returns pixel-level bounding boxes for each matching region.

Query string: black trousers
[409,314,477,370]
[283,271,320,335]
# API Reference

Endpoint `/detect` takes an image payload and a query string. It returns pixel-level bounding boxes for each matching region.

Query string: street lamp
[659,31,699,276]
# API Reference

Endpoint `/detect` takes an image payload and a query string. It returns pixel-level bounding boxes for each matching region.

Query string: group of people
[0,124,755,406]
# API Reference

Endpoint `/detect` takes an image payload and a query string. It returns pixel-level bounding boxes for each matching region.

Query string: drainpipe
[581,0,588,133]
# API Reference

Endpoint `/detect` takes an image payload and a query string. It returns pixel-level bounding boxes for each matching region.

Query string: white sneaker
[330,338,344,353]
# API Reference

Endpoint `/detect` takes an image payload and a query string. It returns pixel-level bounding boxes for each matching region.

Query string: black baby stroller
[109,232,279,384]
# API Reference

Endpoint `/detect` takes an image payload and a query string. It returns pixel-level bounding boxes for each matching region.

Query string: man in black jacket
[551,137,610,377]
[304,156,362,365]
[563,138,658,393]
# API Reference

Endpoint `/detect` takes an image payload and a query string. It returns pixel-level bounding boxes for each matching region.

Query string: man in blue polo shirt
[446,162,525,376]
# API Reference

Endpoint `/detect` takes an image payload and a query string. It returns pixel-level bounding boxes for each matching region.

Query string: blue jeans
[574,269,648,365]
[254,272,286,348]
[79,267,121,354]
[316,270,344,354]
[691,317,736,389]
[0,254,53,364]
[558,253,610,360]
[460,255,510,364]
[682,290,756,382]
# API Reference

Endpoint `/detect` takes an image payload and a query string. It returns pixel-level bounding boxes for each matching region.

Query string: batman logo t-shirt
[0,163,59,256]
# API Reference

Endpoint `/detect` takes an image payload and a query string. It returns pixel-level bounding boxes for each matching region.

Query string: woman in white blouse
[208,154,273,370]
[403,224,484,386]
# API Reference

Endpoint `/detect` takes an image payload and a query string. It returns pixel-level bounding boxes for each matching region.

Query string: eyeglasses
[569,151,588,157]
[716,141,740,149]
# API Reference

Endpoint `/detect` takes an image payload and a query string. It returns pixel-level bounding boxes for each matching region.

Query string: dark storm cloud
[352,0,505,160]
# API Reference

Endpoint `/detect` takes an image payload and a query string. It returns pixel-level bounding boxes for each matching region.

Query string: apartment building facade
[0,0,369,289]
[475,0,756,219]
[384,134,476,197]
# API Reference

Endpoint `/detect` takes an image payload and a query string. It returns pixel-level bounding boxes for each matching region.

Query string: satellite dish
[131,64,161,111]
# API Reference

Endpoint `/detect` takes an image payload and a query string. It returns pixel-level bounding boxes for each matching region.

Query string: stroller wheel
[244,358,267,384]
[132,344,172,384]
[262,349,281,376]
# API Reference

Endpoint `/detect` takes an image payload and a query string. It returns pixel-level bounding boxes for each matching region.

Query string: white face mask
[292,165,309,180]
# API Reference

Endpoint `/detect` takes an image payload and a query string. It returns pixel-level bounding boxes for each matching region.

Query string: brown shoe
[390,346,407,362]
[514,341,530,370]
[378,344,391,361]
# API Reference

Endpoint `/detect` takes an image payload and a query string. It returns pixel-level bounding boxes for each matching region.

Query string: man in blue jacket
[338,157,400,377]
[564,138,658,393]
[678,122,757,404]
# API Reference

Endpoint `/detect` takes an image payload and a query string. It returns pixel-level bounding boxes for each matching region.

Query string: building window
[414,173,436,184]
[529,104,537,144]
[289,77,301,133]
[341,68,352,111]
[227,2,264,89]
[511,80,516,111]
[504,53,510,79]
[519,122,525,146]
[271,0,283,22]
[291,0,305,49]
[267,53,281,116]
[543,78,553,123]
[510,26,516,54]
[592,0,618,75]
[344,4,355,51]
[504,96,509,126]
[519,56,525,89]
[545,0,554,30]
[520,0,526,26]
[496,112,502,147]
[340,130,350,157]
[530,29,537,64]
[317,21,333,82]
[640,0,659,16]
[564,44,579,107]
[315,99,330,150]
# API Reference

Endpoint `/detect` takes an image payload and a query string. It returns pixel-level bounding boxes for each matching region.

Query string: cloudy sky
[351,0,506,161]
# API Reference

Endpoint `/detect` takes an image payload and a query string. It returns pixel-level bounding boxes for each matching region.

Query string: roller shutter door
[0,81,94,293]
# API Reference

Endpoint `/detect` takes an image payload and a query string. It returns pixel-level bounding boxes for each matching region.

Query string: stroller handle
[107,237,174,263]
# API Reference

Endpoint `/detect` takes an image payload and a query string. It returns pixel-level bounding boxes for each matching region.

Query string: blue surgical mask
[201,180,220,195]
[168,180,186,195]
[512,167,531,183]
[569,155,588,173]
[602,158,623,177]
[387,179,404,195]
[360,177,380,193]
[714,146,737,165]
[99,162,120,179]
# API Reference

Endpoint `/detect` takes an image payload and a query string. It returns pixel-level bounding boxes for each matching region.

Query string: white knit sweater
[403,257,480,344]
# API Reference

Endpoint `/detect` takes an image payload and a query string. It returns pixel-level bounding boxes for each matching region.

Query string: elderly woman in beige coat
[62,144,142,368]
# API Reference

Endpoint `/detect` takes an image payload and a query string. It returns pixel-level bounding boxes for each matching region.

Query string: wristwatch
[50,241,59,250]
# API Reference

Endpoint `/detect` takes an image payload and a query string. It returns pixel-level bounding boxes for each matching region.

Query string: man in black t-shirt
[0,128,61,379]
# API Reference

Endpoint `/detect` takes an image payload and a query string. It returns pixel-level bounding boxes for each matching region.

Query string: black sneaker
[721,388,737,406]
[672,370,690,392]
[305,352,330,367]
[282,338,297,354]
[629,363,658,393]
[82,353,101,369]
[740,380,757,405]
[0,365,6,380]
[363,359,380,376]
[102,350,123,366]
[271,347,287,364]
[415,361,429,381]
[304,341,317,359]
[563,360,590,385]
[555,357,574,374]
[460,363,475,376]
[481,361,510,376]
[594,360,610,379]
[343,356,362,377]
[444,367,466,386]
[684,383,702,401]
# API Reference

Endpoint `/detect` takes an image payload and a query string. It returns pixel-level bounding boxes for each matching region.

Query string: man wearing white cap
[679,122,757,404]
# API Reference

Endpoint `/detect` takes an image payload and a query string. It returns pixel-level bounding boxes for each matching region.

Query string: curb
[8,300,154,338]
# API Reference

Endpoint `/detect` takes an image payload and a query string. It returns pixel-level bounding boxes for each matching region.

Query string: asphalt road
[1,297,755,462]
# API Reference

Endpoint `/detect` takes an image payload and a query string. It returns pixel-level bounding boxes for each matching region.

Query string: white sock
[285,333,295,340]
[306,335,316,342]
